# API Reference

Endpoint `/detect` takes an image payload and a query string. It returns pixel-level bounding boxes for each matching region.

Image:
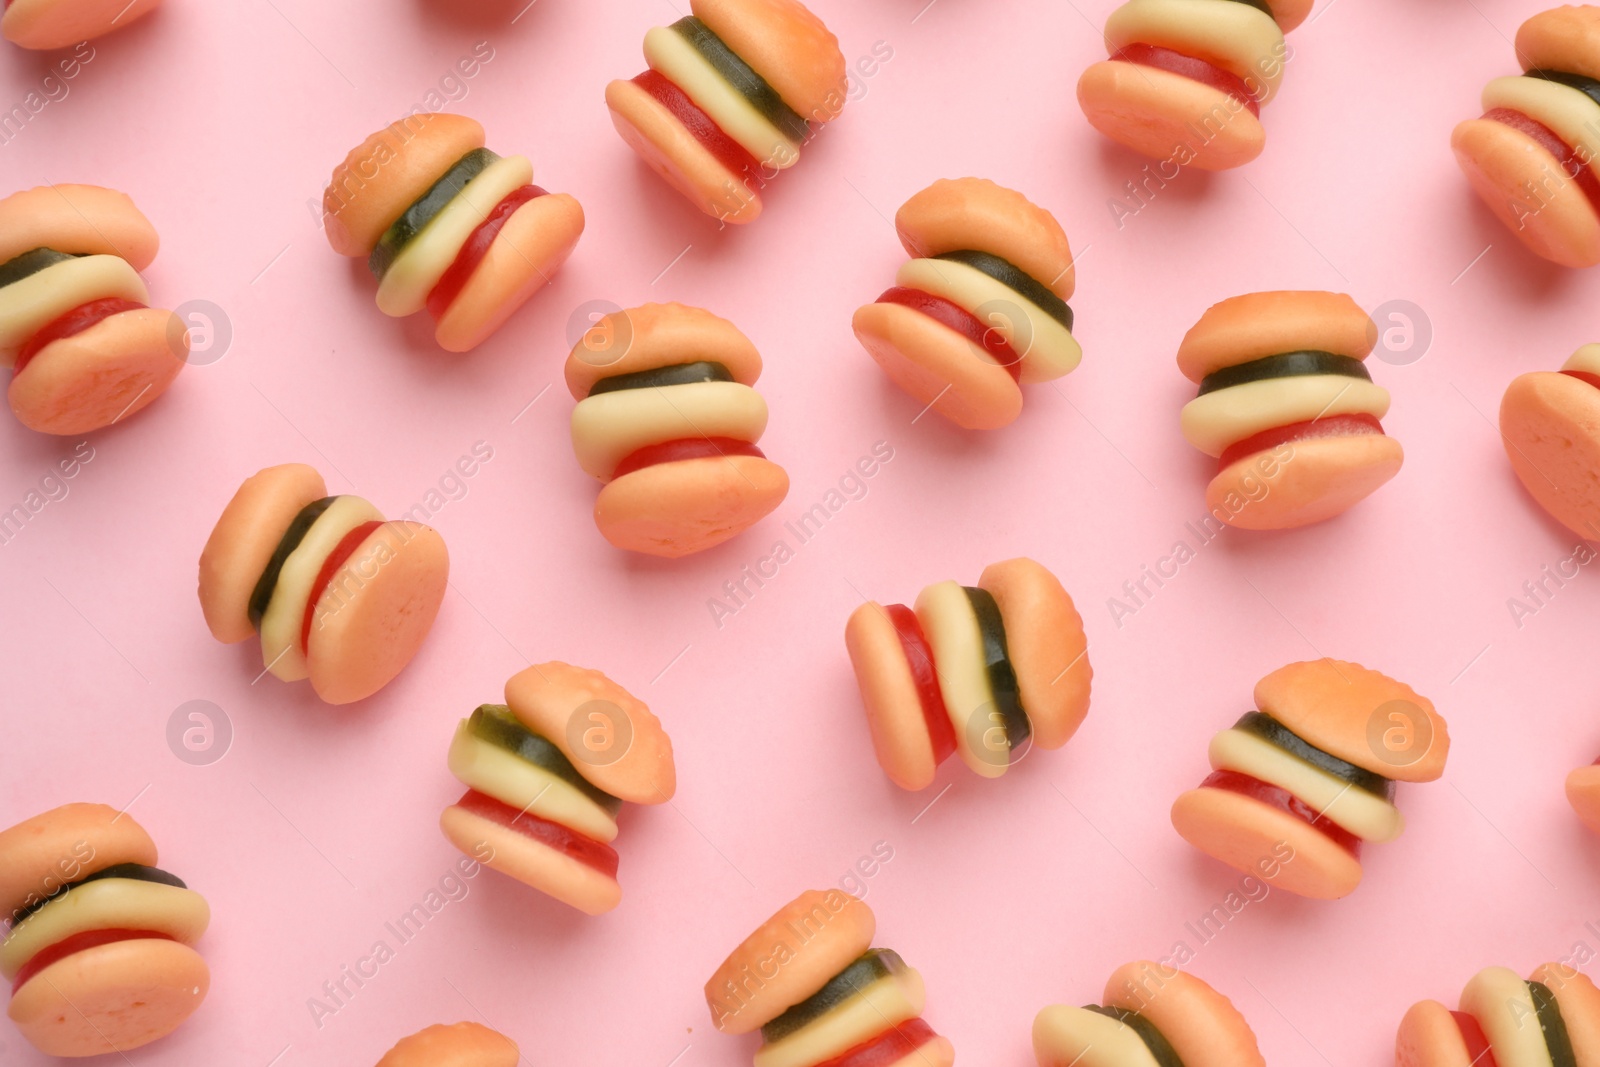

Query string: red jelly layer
[813,1018,938,1067]
[1451,1011,1499,1067]
[425,184,549,321]
[1200,770,1362,856]
[14,297,148,375]
[300,520,385,653]
[1217,412,1385,470]
[455,788,620,877]
[1563,369,1600,391]
[633,70,761,182]
[884,603,957,766]
[611,437,765,480]
[1484,107,1600,216]
[12,929,175,996]
[1111,43,1262,118]
[875,287,1024,382]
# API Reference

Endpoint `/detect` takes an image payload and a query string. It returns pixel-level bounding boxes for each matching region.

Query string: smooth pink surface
[2,2,1600,1066]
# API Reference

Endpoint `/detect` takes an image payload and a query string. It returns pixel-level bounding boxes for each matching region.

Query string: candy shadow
[1090,137,1221,209]
[603,145,749,249]
[1199,495,1356,559]
[220,642,324,713]
[57,3,170,65]
[1171,841,1335,921]
[1571,835,1600,898]
[1494,460,1599,547]
[708,100,852,236]
[338,255,458,366]
[0,414,104,463]
[1449,188,1582,304]
[855,367,1014,465]
[445,843,602,941]
[412,0,551,34]
[532,469,799,577]
[604,138,825,247]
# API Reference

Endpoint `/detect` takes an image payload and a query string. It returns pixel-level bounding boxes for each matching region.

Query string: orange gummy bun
[197,463,448,703]
[566,303,787,557]
[375,1022,520,1067]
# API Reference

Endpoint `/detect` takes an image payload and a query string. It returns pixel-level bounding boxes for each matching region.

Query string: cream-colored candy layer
[1104,0,1286,103]
[1,878,210,981]
[753,968,926,1067]
[1484,76,1600,183]
[260,495,384,681]
[643,26,800,170]
[570,380,768,481]
[896,258,1081,384]
[1460,968,1556,1067]
[1032,1005,1164,1067]
[914,580,1007,779]
[0,255,149,366]
[1180,374,1390,456]
[1563,343,1600,375]
[447,721,619,843]
[375,154,535,318]
[1208,728,1404,843]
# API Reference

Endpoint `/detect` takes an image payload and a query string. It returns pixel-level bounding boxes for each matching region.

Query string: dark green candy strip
[963,587,1032,756]
[1526,69,1600,112]
[1233,711,1395,800]
[760,949,908,1043]
[248,496,338,630]
[467,704,623,815]
[587,361,734,398]
[1528,980,1579,1067]
[932,250,1074,331]
[368,147,499,281]
[11,863,187,927]
[671,18,811,143]
[0,248,79,290]
[1197,350,1372,396]
[1084,1006,1187,1067]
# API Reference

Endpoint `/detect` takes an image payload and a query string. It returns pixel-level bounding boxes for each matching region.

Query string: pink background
[3,0,1600,1063]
